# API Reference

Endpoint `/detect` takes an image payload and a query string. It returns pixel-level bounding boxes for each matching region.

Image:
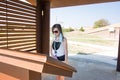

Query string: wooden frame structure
[0,0,76,80]
[0,0,120,80]
[26,0,120,71]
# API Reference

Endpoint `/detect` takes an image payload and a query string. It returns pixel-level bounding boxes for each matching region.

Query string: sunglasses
[53,30,58,33]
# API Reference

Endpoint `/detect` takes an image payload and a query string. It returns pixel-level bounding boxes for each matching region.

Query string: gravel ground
[42,54,120,80]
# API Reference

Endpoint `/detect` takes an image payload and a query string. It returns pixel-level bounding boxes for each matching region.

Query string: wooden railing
[0,48,77,80]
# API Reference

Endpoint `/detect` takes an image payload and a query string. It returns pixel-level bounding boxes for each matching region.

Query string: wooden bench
[0,48,76,80]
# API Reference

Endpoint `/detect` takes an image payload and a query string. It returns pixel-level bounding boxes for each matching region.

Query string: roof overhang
[26,0,120,8]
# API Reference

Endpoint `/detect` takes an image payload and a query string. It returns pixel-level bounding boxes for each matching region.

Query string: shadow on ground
[77,52,92,55]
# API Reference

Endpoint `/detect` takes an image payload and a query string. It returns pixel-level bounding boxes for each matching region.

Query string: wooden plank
[7,0,36,11]
[0,7,6,12]
[0,52,45,73]
[24,48,36,52]
[0,3,6,7]
[8,43,36,48]
[7,26,36,29]
[0,26,6,28]
[0,34,7,37]
[7,22,36,26]
[0,49,47,63]
[43,63,73,77]
[6,4,36,14]
[0,22,36,26]
[0,17,6,21]
[8,25,36,28]
[0,63,30,80]
[0,13,6,17]
[8,39,36,42]
[47,57,77,72]
[7,9,36,17]
[9,46,36,51]
[9,0,36,8]
[12,46,36,51]
[0,0,6,2]
[0,30,7,32]
[8,40,36,44]
[7,13,36,21]
[0,38,7,41]
[0,42,7,45]
[7,18,36,24]
[0,46,7,48]
[8,30,36,33]
[8,33,36,36]
[8,37,36,40]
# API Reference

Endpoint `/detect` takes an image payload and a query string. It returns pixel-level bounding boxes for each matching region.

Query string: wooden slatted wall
[0,0,37,52]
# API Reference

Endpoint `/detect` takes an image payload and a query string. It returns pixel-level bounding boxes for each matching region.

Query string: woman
[50,24,68,80]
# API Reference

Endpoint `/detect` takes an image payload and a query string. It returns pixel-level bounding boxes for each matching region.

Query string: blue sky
[50,1,120,28]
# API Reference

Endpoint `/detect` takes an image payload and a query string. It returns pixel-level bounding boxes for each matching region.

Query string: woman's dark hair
[52,24,64,39]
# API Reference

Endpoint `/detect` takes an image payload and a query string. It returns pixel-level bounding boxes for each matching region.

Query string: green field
[64,31,118,47]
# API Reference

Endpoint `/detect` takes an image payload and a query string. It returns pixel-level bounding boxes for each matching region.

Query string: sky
[50,1,120,28]
[21,0,120,28]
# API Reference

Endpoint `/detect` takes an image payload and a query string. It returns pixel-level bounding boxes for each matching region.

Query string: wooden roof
[26,0,120,8]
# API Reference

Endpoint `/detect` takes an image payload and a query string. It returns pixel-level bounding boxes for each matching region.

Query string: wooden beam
[36,0,42,53]
[36,0,50,55]
[27,0,120,8]
[41,0,50,54]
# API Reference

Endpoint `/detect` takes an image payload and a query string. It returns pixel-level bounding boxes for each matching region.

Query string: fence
[0,0,37,52]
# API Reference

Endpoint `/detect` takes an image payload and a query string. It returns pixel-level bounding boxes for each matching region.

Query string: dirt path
[68,40,118,57]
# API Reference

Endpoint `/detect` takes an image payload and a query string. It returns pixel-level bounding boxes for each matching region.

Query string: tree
[62,27,74,32]
[93,19,109,28]
[79,27,85,32]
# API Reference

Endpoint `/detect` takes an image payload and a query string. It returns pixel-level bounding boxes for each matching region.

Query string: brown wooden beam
[29,71,41,80]
[36,0,42,53]
[36,0,50,55]
[41,0,50,54]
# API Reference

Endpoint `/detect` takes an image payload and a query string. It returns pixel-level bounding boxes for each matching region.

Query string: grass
[64,31,118,47]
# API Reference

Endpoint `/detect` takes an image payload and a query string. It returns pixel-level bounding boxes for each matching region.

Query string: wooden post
[41,0,50,54]
[36,0,42,53]
[29,71,41,80]
[36,0,50,55]
[117,30,120,71]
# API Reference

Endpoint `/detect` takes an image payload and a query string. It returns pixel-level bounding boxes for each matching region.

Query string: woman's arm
[50,40,54,57]
[64,38,68,63]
